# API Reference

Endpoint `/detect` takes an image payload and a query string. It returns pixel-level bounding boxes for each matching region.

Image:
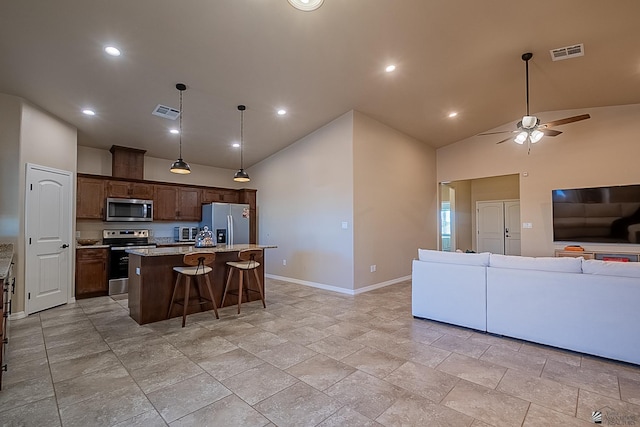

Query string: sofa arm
[412,259,487,331]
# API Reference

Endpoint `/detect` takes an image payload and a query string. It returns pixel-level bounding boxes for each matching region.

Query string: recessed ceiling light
[82,109,96,116]
[104,46,121,57]
[277,109,287,116]
[385,65,396,73]
[287,0,324,11]
[448,112,458,118]
[232,143,240,148]
[169,129,179,134]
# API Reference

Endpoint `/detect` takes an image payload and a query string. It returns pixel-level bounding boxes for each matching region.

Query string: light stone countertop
[76,244,110,249]
[126,243,276,257]
[0,243,15,280]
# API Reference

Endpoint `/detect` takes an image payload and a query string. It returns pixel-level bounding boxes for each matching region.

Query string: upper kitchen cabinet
[77,176,106,219]
[202,188,240,204]
[106,180,154,199]
[154,185,201,221]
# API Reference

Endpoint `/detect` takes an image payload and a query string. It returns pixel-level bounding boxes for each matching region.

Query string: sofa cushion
[582,259,640,278]
[489,254,583,273]
[418,249,490,266]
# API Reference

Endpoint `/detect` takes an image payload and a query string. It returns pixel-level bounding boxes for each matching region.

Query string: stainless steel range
[103,229,156,295]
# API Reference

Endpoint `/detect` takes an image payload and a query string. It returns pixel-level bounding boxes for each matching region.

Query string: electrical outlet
[283,259,287,266]
[370,264,376,272]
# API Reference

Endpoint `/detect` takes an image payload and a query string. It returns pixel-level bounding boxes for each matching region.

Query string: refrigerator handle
[228,214,233,245]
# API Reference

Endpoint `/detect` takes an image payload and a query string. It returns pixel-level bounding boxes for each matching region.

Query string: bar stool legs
[167,252,219,327]
[221,248,265,314]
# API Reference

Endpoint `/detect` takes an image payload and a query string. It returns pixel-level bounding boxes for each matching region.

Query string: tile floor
[1,279,640,426]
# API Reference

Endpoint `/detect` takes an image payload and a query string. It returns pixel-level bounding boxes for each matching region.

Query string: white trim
[265,274,410,296]
[9,311,27,320]
[353,275,411,294]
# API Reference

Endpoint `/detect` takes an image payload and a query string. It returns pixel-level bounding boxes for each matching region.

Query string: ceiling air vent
[550,43,584,61]
[152,104,180,120]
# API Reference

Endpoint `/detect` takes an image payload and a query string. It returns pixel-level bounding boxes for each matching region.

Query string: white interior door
[25,164,73,314]
[477,200,521,255]
[477,201,505,254]
[504,201,521,255]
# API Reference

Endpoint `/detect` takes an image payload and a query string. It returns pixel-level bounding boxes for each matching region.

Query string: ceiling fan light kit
[287,0,324,11]
[170,83,191,174]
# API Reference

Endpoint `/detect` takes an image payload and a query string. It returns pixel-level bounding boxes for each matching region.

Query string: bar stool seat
[222,248,266,314]
[168,252,219,327]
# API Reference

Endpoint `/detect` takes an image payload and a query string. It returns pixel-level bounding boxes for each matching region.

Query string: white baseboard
[265,274,410,296]
[10,311,27,320]
[353,275,411,294]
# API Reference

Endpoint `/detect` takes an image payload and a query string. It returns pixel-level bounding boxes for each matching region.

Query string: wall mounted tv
[552,184,640,243]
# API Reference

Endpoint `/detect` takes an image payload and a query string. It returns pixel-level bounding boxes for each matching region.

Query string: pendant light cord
[179,89,184,159]
[240,108,244,170]
[524,56,530,117]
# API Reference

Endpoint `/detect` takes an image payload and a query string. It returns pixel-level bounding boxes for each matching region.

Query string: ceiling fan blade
[478,129,518,136]
[542,114,591,129]
[542,129,562,137]
[496,136,514,144]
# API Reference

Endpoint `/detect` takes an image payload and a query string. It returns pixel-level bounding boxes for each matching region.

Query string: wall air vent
[152,104,180,120]
[550,43,584,61]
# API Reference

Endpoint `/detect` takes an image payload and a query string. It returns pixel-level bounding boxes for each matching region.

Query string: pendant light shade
[233,169,250,182]
[170,83,191,174]
[233,105,250,182]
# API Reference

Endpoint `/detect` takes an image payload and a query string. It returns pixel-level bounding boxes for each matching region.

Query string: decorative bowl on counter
[77,239,100,246]
[195,226,215,248]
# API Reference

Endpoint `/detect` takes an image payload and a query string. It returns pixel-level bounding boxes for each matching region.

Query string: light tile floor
[1,279,640,426]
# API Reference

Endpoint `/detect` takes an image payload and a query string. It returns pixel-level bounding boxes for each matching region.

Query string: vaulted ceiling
[1,0,639,169]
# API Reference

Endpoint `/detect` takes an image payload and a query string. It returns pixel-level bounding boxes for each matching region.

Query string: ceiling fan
[479,52,590,152]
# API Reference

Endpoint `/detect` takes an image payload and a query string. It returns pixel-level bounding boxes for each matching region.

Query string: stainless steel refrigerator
[200,203,250,245]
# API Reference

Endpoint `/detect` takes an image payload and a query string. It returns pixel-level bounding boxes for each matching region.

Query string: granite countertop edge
[126,244,277,257]
[0,243,15,280]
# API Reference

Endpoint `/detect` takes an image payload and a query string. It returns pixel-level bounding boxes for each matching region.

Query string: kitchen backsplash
[76,220,199,241]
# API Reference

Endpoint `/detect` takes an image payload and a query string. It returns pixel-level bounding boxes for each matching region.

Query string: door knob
[61,244,69,248]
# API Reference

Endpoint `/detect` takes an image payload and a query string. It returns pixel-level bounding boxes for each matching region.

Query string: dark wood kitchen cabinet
[201,188,239,204]
[77,176,106,219]
[154,185,201,221]
[106,180,154,199]
[75,247,109,299]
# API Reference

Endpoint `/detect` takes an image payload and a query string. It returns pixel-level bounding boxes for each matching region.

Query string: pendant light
[233,105,250,182]
[170,83,191,174]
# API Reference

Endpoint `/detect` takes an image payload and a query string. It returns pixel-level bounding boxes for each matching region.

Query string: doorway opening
[438,174,520,253]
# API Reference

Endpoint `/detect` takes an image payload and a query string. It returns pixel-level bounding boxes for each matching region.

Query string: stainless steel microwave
[105,198,153,222]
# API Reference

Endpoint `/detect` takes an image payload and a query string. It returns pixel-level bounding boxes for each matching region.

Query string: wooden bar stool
[221,248,266,314]
[167,252,219,327]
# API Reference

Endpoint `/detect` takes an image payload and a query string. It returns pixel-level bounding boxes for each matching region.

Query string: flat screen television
[552,184,640,243]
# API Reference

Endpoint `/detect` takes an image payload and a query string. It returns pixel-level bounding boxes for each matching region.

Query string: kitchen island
[126,244,275,325]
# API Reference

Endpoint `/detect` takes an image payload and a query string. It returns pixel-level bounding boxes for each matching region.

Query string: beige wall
[0,94,22,242]
[77,145,246,189]
[449,180,472,251]
[3,97,78,314]
[437,103,640,256]
[251,112,355,291]
[353,111,437,289]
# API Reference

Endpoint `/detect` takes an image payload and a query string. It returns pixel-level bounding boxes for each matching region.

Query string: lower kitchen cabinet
[1,262,13,390]
[76,248,109,299]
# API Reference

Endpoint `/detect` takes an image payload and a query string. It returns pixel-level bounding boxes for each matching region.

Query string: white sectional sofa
[412,249,640,365]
